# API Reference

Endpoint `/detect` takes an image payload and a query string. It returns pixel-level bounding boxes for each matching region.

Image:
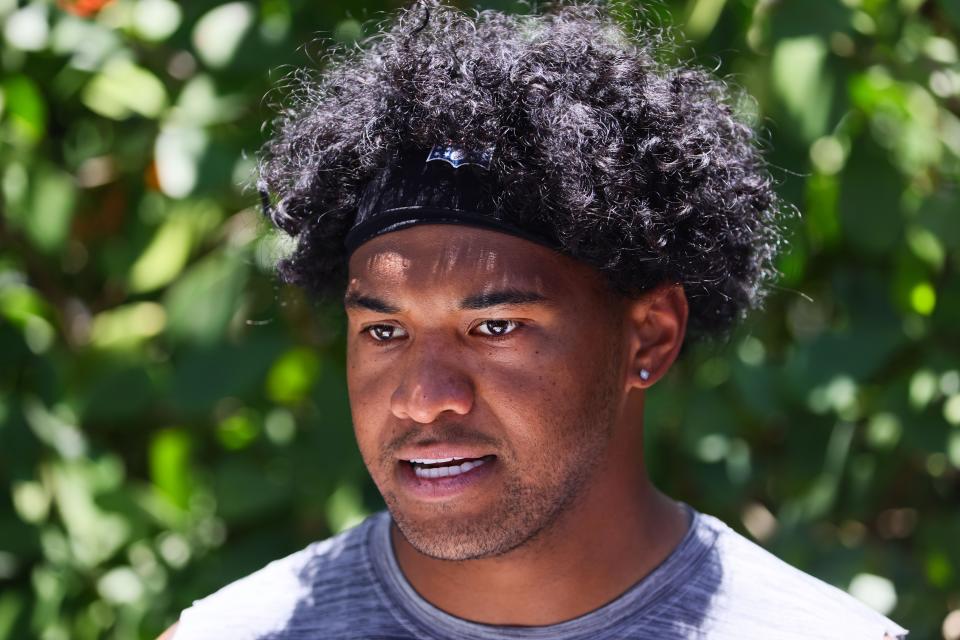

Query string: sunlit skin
[344,224,691,625]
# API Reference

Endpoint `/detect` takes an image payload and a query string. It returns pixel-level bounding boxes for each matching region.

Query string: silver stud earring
[640,369,651,381]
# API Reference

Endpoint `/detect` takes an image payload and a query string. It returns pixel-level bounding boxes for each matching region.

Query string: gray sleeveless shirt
[174,505,908,639]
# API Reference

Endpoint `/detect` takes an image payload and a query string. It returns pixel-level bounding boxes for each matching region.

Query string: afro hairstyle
[256,0,786,338]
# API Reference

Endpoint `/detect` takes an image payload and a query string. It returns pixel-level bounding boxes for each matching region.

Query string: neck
[390,395,690,626]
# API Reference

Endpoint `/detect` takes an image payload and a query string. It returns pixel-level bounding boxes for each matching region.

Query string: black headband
[344,143,560,255]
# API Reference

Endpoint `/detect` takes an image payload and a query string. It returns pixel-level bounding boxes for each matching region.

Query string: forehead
[346,225,599,297]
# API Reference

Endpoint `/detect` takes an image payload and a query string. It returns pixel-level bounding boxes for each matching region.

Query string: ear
[623,283,688,390]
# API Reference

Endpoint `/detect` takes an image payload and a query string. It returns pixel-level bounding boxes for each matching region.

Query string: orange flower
[58,0,115,18]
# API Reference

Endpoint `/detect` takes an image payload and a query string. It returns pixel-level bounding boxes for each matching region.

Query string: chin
[383,484,565,562]
[394,512,521,561]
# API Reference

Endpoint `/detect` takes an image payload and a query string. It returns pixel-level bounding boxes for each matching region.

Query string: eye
[473,319,522,338]
[364,324,408,343]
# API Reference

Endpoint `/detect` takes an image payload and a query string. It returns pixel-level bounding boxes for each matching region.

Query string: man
[163,1,908,638]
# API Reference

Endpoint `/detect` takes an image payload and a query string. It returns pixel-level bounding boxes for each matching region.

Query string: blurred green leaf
[333,19,364,44]
[0,75,46,144]
[838,141,904,255]
[0,284,52,328]
[217,409,260,450]
[804,173,841,249]
[192,3,256,69]
[170,75,245,127]
[3,163,76,254]
[767,0,851,40]
[51,461,130,568]
[325,483,368,533]
[154,125,207,198]
[772,36,832,141]
[3,4,49,52]
[265,347,321,405]
[917,189,960,250]
[149,428,193,509]
[78,366,156,423]
[131,0,183,43]
[0,591,25,640]
[164,252,247,344]
[128,215,194,293]
[169,336,283,413]
[81,59,168,120]
[50,14,120,70]
[89,302,167,349]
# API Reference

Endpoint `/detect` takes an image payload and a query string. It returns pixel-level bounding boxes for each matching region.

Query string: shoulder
[691,511,908,640]
[171,512,390,640]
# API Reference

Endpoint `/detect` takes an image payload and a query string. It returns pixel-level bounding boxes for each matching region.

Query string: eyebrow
[460,289,550,310]
[343,292,401,314]
[343,288,551,313]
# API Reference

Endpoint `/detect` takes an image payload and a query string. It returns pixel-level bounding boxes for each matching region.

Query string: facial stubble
[380,342,625,562]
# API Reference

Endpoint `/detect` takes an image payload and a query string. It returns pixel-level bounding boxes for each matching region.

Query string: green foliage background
[1,0,958,638]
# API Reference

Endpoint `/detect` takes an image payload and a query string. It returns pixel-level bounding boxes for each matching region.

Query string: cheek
[346,341,395,405]
[487,327,619,434]
[479,360,558,416]
[485,325,605,399]
[346,359,392,458]
[477,345,588,440]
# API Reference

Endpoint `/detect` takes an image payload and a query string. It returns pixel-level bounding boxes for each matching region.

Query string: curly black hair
[257,0,785,338]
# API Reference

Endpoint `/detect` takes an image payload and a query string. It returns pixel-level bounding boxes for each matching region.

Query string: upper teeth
[412,457,488,479]
[409,457,466,464]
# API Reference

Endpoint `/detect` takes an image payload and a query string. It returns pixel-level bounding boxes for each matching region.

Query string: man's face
[345,225,629,561]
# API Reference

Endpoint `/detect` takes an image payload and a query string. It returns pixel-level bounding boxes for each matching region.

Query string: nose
[390,336,474,424]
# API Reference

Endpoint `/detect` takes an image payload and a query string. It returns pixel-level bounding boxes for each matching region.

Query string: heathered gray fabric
[174,505,908,640]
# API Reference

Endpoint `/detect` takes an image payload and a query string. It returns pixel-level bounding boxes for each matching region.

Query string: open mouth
[404,455,496,480]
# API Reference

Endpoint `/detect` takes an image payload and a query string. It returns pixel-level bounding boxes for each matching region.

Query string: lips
[395,454,498,500]
[407,455,493,479]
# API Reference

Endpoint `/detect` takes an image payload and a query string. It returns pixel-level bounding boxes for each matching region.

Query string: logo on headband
[426,142,495,170]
